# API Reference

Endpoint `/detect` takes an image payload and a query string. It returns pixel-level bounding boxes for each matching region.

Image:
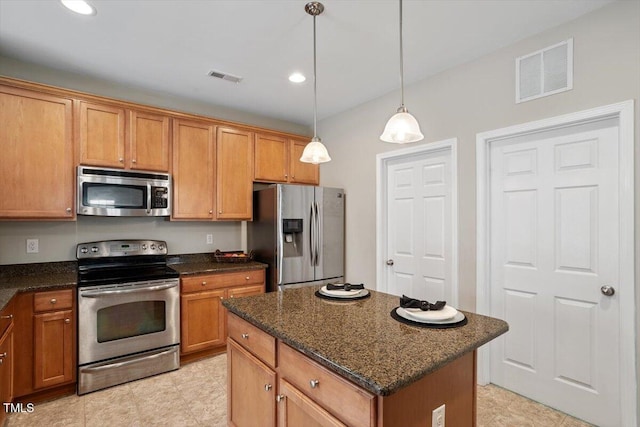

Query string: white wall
[318,1,639,419]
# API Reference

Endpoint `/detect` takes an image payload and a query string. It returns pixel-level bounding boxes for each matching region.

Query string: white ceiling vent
[516,38,573,103]
[208,70,243,84]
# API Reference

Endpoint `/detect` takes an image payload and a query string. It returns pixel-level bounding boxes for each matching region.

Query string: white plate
[402,304,458,321]
[319,286,368,299]
[396,307,464,324]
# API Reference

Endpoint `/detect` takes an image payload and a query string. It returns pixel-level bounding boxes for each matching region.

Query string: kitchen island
[222,286,508,426]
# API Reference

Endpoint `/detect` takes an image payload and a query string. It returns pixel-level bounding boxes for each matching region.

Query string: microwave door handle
[80,282,178,298]
[146,183,152,214]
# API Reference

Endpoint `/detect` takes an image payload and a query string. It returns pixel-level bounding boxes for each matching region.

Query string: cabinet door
[0,326,14,426]
[129,110,170,171]
[172,119,215,219]
[289,139,320,185]
[228,339,276,427]
[0,86,74,219]
[216,127,253,220]
[33,309,74,390]
[254,133,288,183]
[277,379,345,427]
[181,289,225,354]
[79,101,126,168]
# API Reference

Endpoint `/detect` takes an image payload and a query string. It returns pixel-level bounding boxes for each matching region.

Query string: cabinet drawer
[182,269,265,293]
[278,342,375,427]
[228,313,275,368]
[33,289,73,312]
[228,284,264,299]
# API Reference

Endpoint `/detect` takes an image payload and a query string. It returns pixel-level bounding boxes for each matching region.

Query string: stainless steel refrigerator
[248,184,345,291]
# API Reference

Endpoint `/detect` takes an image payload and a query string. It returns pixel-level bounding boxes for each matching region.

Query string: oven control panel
[77,240,168,258]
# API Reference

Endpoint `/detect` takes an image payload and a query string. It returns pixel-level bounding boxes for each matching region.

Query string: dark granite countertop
[223,286,508,396]
[0,253,267,311]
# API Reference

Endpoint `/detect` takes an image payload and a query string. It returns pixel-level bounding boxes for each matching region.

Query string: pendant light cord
[399,0,405,109]
[313,13,318,139]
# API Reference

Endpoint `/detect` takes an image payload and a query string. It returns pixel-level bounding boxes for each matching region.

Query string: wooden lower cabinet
[0,306,14,426]
[13,289,76,401]
[33,309,74,389]
[277,379,345,427]
[228,339,276,427]
[180,269,265,361]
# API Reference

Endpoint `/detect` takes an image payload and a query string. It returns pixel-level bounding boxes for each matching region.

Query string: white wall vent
[208,70,243,84]
[516,38,573,103]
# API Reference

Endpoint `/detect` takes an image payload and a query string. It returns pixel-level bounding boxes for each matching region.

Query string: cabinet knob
[66,207,72,213]
[0,352,7,358]
[209,210,213,215]
[132,159,137,164]
[64,318,71,324]
[276,394,284,403]
[264,384,272,391]
[309,379,320,388]
[50,298,57,304]
[284,174,288,178]
[201,281,207,286]
[245,276,250,280]
[219,210,223,214]
[0,315,13,319]
[241,333,249,339]
[119,158,124,163]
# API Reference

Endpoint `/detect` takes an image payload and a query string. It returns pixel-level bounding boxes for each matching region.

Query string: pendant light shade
[380,0,424,144]
[300,1,331,165]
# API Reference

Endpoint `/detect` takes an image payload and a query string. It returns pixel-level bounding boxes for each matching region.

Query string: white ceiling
[0,0,614,126]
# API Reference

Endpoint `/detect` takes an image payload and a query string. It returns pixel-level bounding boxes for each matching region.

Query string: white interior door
[384,147,454,304]
[489,118,620,426]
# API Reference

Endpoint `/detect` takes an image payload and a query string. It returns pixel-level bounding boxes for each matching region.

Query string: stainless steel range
[76,240,180,395]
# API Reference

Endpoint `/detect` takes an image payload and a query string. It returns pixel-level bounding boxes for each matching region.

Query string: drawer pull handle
[0,315,13,319]
[50,298,57,304]
[65,318,71,324]
[264,384,272,391]
[276,394,284,403]
[309,379,320,388]
[241,333,249,339]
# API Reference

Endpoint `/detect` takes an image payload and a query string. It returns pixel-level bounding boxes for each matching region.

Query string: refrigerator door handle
[309,203,315,267]
[314,202,320,266]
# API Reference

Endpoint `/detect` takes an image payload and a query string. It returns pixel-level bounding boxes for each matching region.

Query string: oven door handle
[80,347,177,372]
[80,282,178,298]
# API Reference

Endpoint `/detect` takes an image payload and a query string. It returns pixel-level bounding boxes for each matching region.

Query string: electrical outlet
[432,404,445,427]
[26,238,39,254]
[206,234,214,245]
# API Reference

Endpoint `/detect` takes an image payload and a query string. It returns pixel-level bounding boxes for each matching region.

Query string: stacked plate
[395,305,464,325]
[318,285,369,299]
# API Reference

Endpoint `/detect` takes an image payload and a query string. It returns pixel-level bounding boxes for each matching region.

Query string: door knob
[386,259,394,266]
[601,285,615,296]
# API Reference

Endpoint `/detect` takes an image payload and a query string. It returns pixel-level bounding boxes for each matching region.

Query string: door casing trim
[376,138,458,307]
[475,100,636,426]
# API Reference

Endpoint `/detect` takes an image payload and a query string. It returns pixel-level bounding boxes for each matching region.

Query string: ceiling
[0,0,614,126]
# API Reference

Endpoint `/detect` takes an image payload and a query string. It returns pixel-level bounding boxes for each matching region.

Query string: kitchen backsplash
[0,216,244,265]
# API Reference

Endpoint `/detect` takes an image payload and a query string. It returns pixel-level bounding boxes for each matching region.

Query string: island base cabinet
[228,339,276,427]
[277,379,346,427]
[0,323,13,426]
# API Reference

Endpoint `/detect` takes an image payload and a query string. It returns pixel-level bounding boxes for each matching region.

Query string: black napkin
[326,283,364,291]
[400,295,446,311]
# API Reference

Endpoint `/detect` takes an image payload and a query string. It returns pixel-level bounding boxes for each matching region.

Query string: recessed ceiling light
[288,73,306,83]
[61,0,97,16]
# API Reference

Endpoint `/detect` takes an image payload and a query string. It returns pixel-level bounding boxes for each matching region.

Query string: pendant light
[380,0,424,144]
[300,2,331,164]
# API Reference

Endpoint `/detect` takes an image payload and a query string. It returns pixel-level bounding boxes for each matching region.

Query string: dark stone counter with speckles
[223,286,508,396]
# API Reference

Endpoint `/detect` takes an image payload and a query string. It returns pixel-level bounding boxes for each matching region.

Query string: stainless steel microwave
[77,166,171,217]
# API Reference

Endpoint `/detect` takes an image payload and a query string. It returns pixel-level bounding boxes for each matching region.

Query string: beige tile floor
[7,353,593,427]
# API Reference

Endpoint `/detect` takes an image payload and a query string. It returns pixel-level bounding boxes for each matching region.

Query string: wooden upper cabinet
[216,127,253,220]
[172,119,215,220]
[79,101,170,171]
[79,101,126,168]
[129,110,170,171]
[289,139,320,185]
[0,85,75,219]
[254,133,288,183]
